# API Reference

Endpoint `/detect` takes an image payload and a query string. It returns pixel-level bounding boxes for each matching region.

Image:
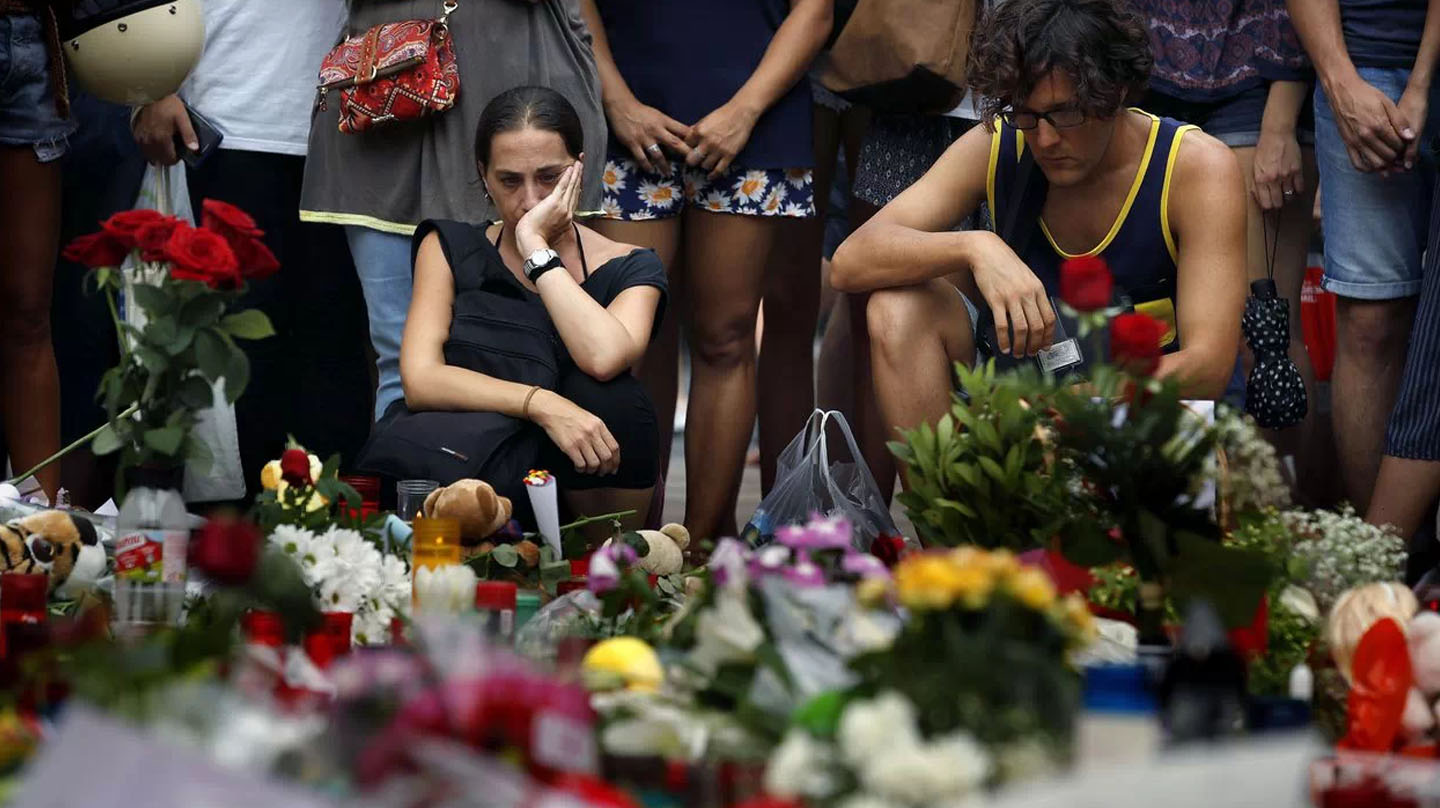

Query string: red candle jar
[339,475,381,518]
[304,611,354,669]
[241,610,286,647]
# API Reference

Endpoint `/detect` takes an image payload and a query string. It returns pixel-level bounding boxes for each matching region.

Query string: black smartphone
[174,101,224,169]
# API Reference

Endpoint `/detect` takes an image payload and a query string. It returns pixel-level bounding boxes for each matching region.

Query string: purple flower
[709,539,750,590]
[842,552,890,580]
[782,558,827,588]
[749,545,792,580]
[776,514,854,551]
[587,542,638,594]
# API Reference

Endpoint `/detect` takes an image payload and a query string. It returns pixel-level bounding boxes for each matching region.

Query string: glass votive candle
[396,479,439,522]
[411,516,462,572]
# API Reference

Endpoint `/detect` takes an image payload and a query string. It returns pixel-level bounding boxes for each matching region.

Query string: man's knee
[866,286,928,357]
[1338,298,1416,360]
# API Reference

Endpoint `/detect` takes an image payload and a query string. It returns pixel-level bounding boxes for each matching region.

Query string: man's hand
[1396,83,1431,170]
[132,94,196,166]
[1326,72,1415,172]
[969,230,1055,357]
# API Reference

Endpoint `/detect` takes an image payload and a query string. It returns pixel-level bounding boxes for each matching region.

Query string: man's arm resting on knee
[1159,131,1249,399]
[830,125,994,294]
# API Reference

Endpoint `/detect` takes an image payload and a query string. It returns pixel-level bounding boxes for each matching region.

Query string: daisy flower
[638,179,679,211]
[602,160,628,193]
[733,170,769,203]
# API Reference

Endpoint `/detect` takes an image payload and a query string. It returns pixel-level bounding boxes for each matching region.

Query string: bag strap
[816,410,892,521]
[344,0,459,40]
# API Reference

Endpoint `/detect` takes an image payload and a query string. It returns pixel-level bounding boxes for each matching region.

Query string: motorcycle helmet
[59,0,205,106]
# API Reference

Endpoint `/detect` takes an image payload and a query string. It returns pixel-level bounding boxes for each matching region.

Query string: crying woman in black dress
[368,86,666,530]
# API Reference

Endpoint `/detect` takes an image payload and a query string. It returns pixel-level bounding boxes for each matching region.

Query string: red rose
[1110,312,1165,376]
[1059,255,1112,311]
[280,448,312,487]
[201,198,262,239]
[165,223,241,289]
[134,216,183,263]
[61,231,129,268]
[231,235,280,281]
[101,209,167,249]
[870,533,907,567]
[189,515,262,586]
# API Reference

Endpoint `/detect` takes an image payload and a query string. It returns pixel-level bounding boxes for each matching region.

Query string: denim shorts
[0,14,75,162]
[1315,66,1440,299]
[1142,86,1315,149]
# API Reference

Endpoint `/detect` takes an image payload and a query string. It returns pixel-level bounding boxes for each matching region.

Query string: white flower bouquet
[269,524,411,645]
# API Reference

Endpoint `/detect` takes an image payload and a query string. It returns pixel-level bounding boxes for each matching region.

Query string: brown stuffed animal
[422,479,512,545]
[0,510,106,598]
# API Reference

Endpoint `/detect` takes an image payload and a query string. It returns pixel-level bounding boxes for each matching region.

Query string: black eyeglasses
[1002,106,1088,131]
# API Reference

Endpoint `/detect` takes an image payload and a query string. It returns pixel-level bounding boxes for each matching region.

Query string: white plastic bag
[742,409,900,550]
[123,163,246,503]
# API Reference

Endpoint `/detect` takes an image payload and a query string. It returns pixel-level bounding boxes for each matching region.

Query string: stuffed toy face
[0,510,106,598]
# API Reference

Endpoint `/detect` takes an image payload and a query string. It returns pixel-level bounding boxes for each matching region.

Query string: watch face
[526,249,556,268]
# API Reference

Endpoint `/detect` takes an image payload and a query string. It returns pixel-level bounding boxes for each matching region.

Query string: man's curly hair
[968,0,1153,127]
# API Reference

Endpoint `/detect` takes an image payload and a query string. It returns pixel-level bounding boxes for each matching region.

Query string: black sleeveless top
[988,111,1196,350]
[412,219,669,383]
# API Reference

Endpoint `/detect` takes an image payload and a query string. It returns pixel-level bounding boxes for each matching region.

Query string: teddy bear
[422,479,512,546]
[0,509,107,599]
[600,523,690,576]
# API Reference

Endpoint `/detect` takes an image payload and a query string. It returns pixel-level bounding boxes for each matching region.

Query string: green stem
[7,402,139,486]
[560,510,638,532]
[104,286,129,363]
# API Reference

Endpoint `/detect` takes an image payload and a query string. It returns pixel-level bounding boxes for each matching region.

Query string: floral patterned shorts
[598,155,815,221]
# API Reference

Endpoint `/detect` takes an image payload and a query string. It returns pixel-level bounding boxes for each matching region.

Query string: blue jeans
[1314,67,1440,300]
[346,226,413,421]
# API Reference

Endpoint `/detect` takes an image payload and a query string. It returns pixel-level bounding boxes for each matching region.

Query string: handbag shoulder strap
[342,0,458,39]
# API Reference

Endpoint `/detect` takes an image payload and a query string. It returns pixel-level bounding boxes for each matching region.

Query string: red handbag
[317,1,461,134]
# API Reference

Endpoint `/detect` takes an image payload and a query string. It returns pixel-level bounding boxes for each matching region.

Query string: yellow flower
[1008,566,1057,611]
[856,577,891,608]
[274,480,329,512]
[260,460,283,491]
[985,548,1019,579]
[582,637,663,692]
[893,554,959,610]
[1059,592,1097,640]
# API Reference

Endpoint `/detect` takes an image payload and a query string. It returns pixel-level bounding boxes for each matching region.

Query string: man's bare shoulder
[1168,128,1244,201]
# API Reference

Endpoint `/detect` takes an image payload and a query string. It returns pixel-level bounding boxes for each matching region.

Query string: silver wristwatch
[523,248,562,284]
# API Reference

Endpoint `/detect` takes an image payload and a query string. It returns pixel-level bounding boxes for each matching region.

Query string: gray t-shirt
[299,0,606,234]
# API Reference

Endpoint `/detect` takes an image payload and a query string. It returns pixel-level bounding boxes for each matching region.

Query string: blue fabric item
[597,0,813,169]
[1137,0,1310,103]
[1314,67,1439,300]
[0,15,76,159]
[345,226,414,421]
[1339,0,1427,68]
[1385,189,1440,460]
[989,112,1186,324]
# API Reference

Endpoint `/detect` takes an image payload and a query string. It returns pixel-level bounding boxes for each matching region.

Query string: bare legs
[758,216,820,492]
[0,146,62,497]
[682,210,782,540]
[589,217,682,527]
[867,279,974,489]
[1230,146,1324,500]
[1331,296,1417,512]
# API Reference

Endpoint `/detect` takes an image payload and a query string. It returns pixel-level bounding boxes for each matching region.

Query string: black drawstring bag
[1243,214,1307,429]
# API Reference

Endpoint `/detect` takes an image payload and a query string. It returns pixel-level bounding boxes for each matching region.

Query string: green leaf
[1169,533,1276,629]
[194,328,229,383]
[179,295,227,329]
[978,455,1006,483]
[131,283,173,316]
[134,344,168,374]
[91,423,123,456]
[491,544,519,568]
[620,531,651,558]
[220,310,276,341]
[177,376,215,409]
[223,343,250,403]
[143,426,186,456]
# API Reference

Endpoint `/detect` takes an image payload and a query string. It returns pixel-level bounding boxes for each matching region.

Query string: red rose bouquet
[63,200,278,483]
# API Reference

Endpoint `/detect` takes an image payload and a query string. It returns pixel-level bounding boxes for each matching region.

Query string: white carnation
[764,729,837,799]
[687,588,764,677]
[838,691,920,766]
[414,564,478,614]
[860,731,990,805]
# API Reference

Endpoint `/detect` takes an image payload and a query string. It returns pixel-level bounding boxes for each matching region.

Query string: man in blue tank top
[830,0,1248,476]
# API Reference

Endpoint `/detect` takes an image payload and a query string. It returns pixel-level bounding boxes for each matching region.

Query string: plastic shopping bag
[122,163,246,503]
[741,409,900,550]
